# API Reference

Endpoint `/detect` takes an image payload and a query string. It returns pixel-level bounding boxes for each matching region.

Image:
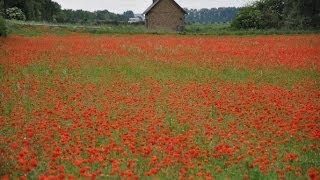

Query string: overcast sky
[53,0,255,14]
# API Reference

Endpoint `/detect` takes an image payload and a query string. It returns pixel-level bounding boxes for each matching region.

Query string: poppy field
[0,34,319,179]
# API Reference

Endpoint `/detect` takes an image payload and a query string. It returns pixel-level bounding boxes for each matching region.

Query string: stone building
[143,0,187,31]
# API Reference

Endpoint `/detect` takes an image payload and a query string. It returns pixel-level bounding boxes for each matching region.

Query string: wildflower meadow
[0,34,319,179]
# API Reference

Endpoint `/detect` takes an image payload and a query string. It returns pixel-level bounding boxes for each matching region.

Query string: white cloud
[53,0,255,14]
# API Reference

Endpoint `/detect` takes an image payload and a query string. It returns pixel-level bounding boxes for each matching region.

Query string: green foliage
[2,0,132,24]
[185,23,319,36]
[282,0,320,28]
[56,9,128,25]
[232,0,320,29]
[56,9,95,24]
[0,0,4,16]
[123,10,134,20]
[185,8,240,24]
[231,7,263,29]
[4,0,61,22]
[0,16,7,36]
[2,0,242,25]
[5,7,26,21]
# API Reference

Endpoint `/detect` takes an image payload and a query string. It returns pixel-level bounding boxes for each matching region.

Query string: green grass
[2,100,14,117]
[0,17,7,37]
[185,23,320,36]
[6,20,320,37]
[9,58,320,88]
[6,20,159,36]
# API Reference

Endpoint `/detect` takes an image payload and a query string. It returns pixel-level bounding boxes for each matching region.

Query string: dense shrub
[232,0,320,29]
[6,7,26,21]
[0,16,7,36]
[231,7,263,29]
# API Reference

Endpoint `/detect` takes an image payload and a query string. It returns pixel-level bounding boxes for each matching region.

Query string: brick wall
[146,0,185,31]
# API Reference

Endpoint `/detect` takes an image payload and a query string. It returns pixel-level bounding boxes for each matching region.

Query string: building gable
[143,0,187,15]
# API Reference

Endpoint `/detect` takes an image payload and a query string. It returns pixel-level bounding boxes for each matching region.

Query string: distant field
[6,20,320,36]
[0,32,319,179]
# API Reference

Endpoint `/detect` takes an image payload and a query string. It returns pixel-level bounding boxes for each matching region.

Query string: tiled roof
[143,0,187,15]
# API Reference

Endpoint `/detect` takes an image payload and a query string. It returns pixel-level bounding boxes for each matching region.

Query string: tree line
[232,0,320,29]
[0,0,135,24]
[185,8,240,24]
[0,0,240,25]
[0,0,61,22]
[56,10,133,25]
[1,0,319,29]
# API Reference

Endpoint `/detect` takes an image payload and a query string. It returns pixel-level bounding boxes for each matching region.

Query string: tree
[6,7,26,21]
[283,0,320,28]
[255,0,285,28]
[231,7,263,29]
[41,0,61,22]
[0,0,4,12]
[123,10,134,20]
[185,8,241,24]
[232,0,320,29]
[0,0,143,25]
[2,0,61,22]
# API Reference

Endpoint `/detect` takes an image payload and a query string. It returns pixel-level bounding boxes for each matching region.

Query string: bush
[232,0,320,29]
[6,7,26,21]
[0,16,7,36]
[231,7,264,29]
